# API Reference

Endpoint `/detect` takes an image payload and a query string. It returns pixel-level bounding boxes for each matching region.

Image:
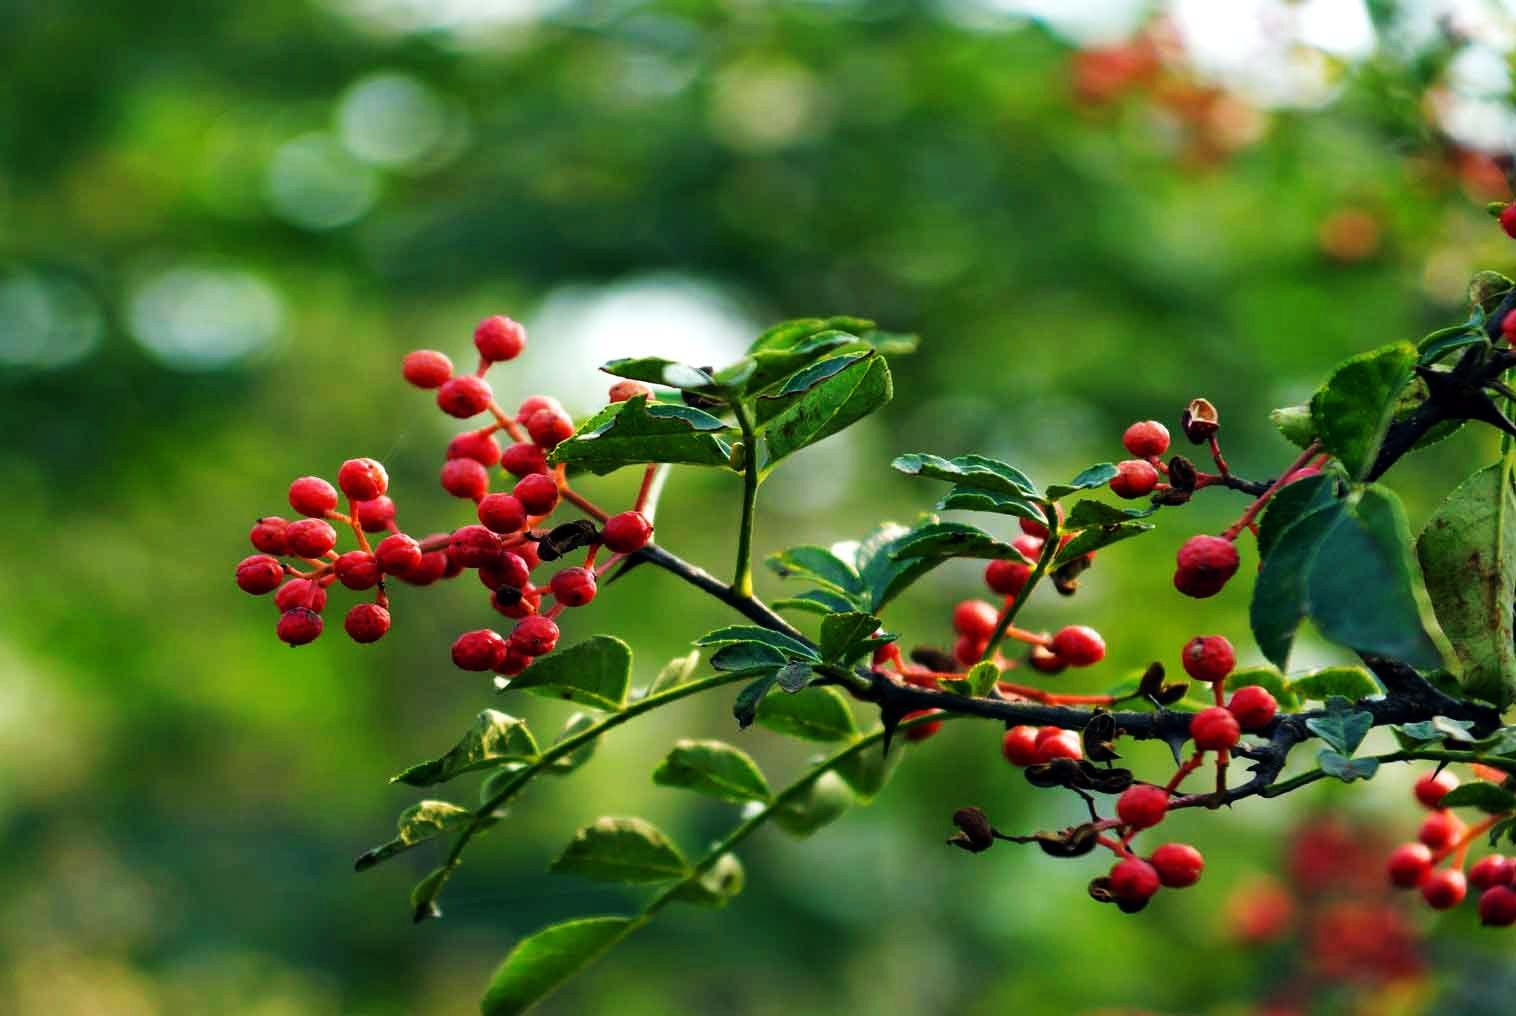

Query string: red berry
[235,555,285,594]
[1190,706,1240,751]
[1419,811,1462,851]
[1117,785,1170,830]
[1414,770,1459,810]
[1002,725,1041,766]
[510,616,560,656]
[335,550,381,590]
[355,496,396,533]
[1227,685,1277,730]
[275,577,327,613]
[1470,854,1513,891]
[474,315,526,362]
[1012,534,1044,560]
[526,407,575,449]
[902,708,943,742]
[1109,459,1159,499]
[1501,203,1516,240]
[1051,625,1105,667]
[1028,644,1066,674]
[337,457,388,502]
[1182,635,1236,682]
[440,457,490,500]
[550,566,598,607]
[449,525,501,568]
[344,603,391,643]
[249,516,290,555]
[984,557,1031,597]
[953,599,1000,640]
[953,634,989,668]
[448,430,502,466]
[1503,309,1516,344]
[609,380,653,403]
[1035,729,1083,763]
[501,442,549,477]
[516,395,563,423]
[1173,535,1240,598]
[277,607,324,646]
[1019,503,1064,540]
[516,540,541,570]
[1109,858,1160,902]
[495,648,535,676]
[437,375,493,419]
[375,533,423,574]
[1421,868,1467,910]
[402,349,452,388]
[478,493,528,535]
[452,629,509,671]
[398,546,449,586]
[1122,420,1171,459]
[602,510,653,554]
[288,476,338,518]
[514,473,560,516]
[1387,842,1433,889]
[1150,843,1204,888]
[285,518,337,558]
[1479,885,1516,926]
[479,551,532,592]
[493,585,542,619]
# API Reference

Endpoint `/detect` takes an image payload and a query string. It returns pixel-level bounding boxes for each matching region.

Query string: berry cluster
[1385,767,1516,926]
[235,315,657,677]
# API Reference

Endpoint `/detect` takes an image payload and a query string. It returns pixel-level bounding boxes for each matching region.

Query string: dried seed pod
[535,520,600,561]
[1167,455,1198,491]
[947,807,996,853]
[1181,398,1220,444]
[1082,713,1121,763]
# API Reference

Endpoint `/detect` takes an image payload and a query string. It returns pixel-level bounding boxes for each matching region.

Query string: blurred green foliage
[5,1,1516,1013]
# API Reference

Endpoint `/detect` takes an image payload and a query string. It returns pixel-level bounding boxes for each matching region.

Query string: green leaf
[738,332,860,395]
[501,636,633,712]
[775,659,816,693]
[1309,486,1442,670]
[546,712,600,775]
[1305,698,1373,755]
[1309,342,1416,479]
[1318,749,1379,782]
[834,744,903,801]
[889,521,1030,562]
[733,670,781,729]
[710,642,788,672]
[771,770,854,837]
[854,521,940,613]
[1269,403,1317,448]
[646,650,701,696]
[1440,783,1516,814]
[942,661,1000,698]
[670,853,745,909]
[1257,473,1338,561]
[1490,817,1516,848]
[766,546,864,597]
[1052,520,1153,566]
[820,612,883,663]
[1064,499,1158,528]
[652,739,771,803]
[1045,463,1120,500]
[1225,666,1300,710]
[774,589,861,616]
[756,686,860,742]
[411,865,452,922]
[755,353,891,474]
[392,710,539,787]
[748,315,873,353]
[1417,463,1516,709]
[933,485,1044,521]
[355,800,473,871]
[765,349,869,398]
[890,453,1035,496]
[549,816,690,884]
[600,357,715,390]
[1251,487,1441,671]
[1395,717,1476,746]
[481,916,636,1016]
[695,625,821,662]
[1417,327,1485,365]
[1289,666,1380,703]
[548,396,734,475]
